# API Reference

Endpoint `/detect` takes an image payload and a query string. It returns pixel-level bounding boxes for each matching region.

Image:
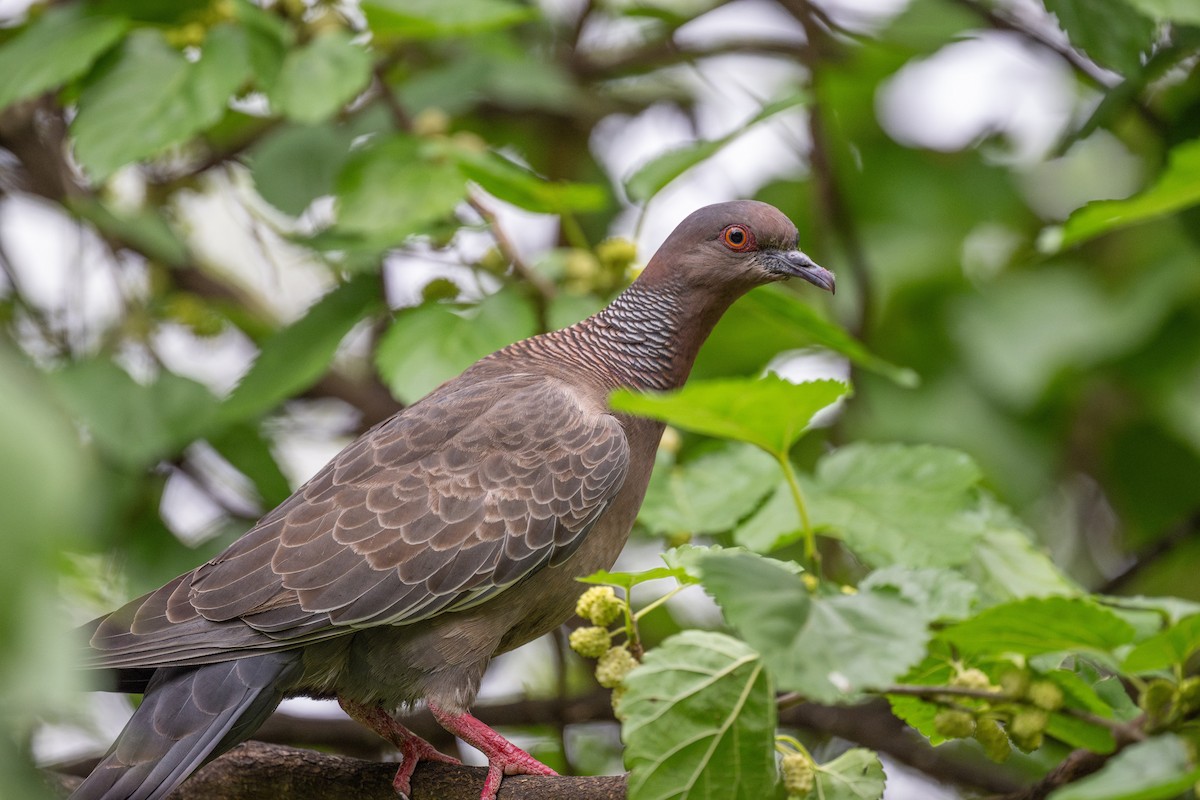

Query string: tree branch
[51,741,627,800]
[781,698,1025,794]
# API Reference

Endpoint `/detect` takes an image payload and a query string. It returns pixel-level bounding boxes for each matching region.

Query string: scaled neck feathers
[500,274,737,393]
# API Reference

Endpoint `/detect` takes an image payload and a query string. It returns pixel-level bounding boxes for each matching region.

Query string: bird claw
[480,749,558,800]
[392,734,463,797]
[428,702,558,800]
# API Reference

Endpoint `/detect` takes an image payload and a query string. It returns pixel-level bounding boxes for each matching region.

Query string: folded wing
[86,373,630,670]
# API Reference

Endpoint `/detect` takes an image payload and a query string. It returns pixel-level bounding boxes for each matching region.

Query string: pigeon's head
[641,200,835,295]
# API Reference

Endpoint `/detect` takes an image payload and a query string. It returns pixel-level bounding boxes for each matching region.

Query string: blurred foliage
[1,0,1200,797]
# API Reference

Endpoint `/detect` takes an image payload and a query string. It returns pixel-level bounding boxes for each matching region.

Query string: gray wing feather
[69,652,299,800]
[85,373,630,669]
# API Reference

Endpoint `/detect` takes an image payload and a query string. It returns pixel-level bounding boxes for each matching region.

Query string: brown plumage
[72,200,834,800]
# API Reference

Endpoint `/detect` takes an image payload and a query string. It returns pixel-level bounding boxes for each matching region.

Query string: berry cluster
[569,586,638,708]
[929,665,1066,760]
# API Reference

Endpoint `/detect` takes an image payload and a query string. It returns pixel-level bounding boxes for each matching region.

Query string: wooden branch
[51,741,627,800]
[53,692,1029,798]
[782,698,1024,794]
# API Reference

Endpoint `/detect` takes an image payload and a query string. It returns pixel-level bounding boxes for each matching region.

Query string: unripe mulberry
[933,708,976,739]
[999,668,1031,698]
[952,668,994,692]
[568,626,611,659]
[973,717,1011,763]
[1027,680,1064,711]
[1008,709,1048,752]
[596,646,638,688]
[576,586,623,627]
[1140,678,1177,723]
[780,751,815,796]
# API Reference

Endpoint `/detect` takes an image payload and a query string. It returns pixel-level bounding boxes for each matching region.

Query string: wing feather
[86,374,630,669]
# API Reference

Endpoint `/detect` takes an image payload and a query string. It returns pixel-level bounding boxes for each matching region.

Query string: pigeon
[72,199,835,800]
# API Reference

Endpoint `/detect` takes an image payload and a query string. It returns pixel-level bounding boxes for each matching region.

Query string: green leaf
[885,647,957,745]
[72,32,189,179]
[0,346,91,766]
[961,506,1078,602]
[667,544,803,583]
[235,0,292,89]
[206,421,293,508]
[0,5,127,111]
[1051,138,1200,250]
[1043,0,1155,76]
[953,265,1192,410]
[620,630,777,800]
[452,147,608,214]
[1123,614,1200,673]
[189,24,253,127]
[71,27,251,180]
[219,274,381,424]
[734,287,918,387]
[807,443,985,569]
[268,30,372,124]
[699,551,930,702]
[375,288,536,403]
[397,39,577,114]
[250,124,354,216]
[814,748,887,800]
[1100,595,1200,625]
[451,143,609,212]
[580,544,755,590]
[363,0,534,39]
[639,444,779,536]
[1047,711,1117,754]
[940,597,1137,658]
[579,566,688,592]
[87,0,209,25]
[1125,0,1200,23]
[49,360,217,469]
[859,566,978,622]
[1047,735,1200,800]
[1049,666,1123,718]
[733,480,800,552]
[70,197,190,267]
[625,93,806,202]
[611,376,849,457]
[334,134,466,240]
[625,140,727,206]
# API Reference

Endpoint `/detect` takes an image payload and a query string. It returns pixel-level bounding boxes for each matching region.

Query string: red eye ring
[721,224,754,251]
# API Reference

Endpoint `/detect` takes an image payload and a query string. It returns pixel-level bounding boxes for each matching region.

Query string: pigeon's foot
[429,701,558,800]
[339,697,462,799]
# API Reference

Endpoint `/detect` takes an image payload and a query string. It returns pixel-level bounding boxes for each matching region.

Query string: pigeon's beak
[768,249,836,293]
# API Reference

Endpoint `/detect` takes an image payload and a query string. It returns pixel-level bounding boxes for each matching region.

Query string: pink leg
[428,701,557,800]
[339,697,461,798]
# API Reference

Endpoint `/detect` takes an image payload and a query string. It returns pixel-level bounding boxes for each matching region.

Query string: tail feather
[70,652,300,800]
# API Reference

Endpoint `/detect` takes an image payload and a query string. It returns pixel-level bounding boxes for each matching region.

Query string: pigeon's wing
[86,373,630,669]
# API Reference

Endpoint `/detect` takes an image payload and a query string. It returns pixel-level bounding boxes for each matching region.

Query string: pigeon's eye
[721,225,754,251]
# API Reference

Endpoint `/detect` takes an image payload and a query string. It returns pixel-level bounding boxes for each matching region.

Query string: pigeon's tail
[70,651,300,800]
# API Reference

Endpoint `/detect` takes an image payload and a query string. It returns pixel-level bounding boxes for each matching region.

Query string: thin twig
[0,233,66,354]
[782,0,873,336]
[948,0,1116,88]
[877,685,1146,740]
[1097,510,1200,595]
[467,193,556,332]
[373,63,413,132]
